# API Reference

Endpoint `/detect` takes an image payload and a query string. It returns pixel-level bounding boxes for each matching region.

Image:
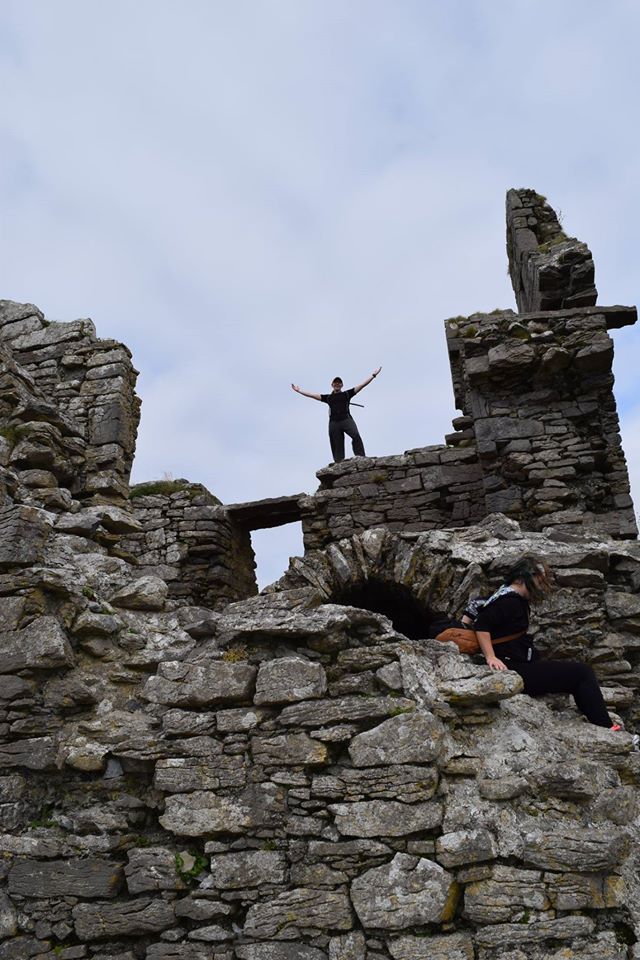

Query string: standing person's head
[331,377,343,393]
[503,555,553,602]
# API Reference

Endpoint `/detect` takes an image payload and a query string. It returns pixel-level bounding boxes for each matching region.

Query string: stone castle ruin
[0,189,639,960]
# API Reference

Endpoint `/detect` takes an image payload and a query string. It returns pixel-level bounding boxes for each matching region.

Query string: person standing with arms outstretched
[291,367,382,463]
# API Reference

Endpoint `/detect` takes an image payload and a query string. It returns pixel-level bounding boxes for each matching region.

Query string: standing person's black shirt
[473,593,537,662]
[320,388,355,421]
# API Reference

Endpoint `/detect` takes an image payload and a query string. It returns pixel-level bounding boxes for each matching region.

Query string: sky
[1,0,639,587]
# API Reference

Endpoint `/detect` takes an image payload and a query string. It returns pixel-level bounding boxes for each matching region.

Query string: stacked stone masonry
[0,511,639,958]
[0,300,140,505]
[122,483,258,610]
[0,187,638,958]
[506,188,598,313]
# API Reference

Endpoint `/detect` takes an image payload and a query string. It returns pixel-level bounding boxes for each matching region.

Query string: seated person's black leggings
[509,660,612,728]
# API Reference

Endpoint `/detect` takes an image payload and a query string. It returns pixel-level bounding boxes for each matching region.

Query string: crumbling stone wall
[446,304,637,538]
[123,481,258,609]
[0,300,140,503]
[506,188,598,313]
[300,445,485,552]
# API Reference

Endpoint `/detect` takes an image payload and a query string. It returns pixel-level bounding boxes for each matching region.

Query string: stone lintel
[225,494,304,530]
[517,304,636,329]
[445,304,636,333]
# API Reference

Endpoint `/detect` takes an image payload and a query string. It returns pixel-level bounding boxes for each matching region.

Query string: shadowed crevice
[332,577,434,641]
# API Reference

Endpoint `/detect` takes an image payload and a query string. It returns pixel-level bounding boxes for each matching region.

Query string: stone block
[522,826,625,871]
[350,853,457,929]
[154,755,246,792]
[474,915,594,948]
[0,505,51,567]
[463,865,547,924]
[110,576,168,611]
[208,850,287,889]
[327,933,365,960]
[252,733,328,766]
[348,711,444,766]
[160,784,283,836]
[236,945,327,960]
[437,671,522,705]
[254,657,327,705]
[0,617,74,673]
[475,417,544,441]
[146,946,212,960]
[144,661,257,707]
[388,933,474,960]
[435,829,498,867]
[0,892,17,941]
[243,887,352,939]
[72,898,175,939]
[312,764,438,804]
[125,847,185,893]
[329,799,442,837]
[0,737,57,770]
[487,342,535,372]
[278,695,415,728]
[8,858,123,898]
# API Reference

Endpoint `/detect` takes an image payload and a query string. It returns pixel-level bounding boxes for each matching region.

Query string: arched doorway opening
[332,577,435,641]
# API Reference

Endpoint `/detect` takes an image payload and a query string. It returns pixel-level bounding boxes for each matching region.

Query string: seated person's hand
[486,655,508,672]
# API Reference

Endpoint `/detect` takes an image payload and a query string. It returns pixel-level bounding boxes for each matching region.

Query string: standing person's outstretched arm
[291,383,322,401]
[353,366,382,395]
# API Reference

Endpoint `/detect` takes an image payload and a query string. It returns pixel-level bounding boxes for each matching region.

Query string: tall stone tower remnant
[506,188,598,312]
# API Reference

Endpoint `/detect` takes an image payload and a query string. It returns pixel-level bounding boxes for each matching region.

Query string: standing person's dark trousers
[329,416,365,462]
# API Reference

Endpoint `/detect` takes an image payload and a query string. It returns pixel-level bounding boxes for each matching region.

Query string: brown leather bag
[434,627,525,656]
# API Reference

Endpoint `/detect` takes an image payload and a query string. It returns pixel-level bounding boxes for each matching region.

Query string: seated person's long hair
[503,555,553,602]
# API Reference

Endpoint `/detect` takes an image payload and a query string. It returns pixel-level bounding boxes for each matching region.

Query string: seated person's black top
[321,388,355,421]
[473,593,538,663]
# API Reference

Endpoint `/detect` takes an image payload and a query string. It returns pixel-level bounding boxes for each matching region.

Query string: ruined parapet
[507,188,597,313]
[447,304,638,538]
[0,300,140,503]
[123,480,258,609]
[300,444,485,552]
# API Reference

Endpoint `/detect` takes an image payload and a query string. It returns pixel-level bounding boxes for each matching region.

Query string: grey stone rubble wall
[0,300,140,503]
[1,514,640,958]
[122,483,258,609]
[0,343,87,514]
[506,188,597,313]
[446,306,637,538]
[300,445,486,552]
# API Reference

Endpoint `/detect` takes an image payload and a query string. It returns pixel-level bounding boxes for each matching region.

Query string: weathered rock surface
[72,898,175,938]
[350,854,457,929]
[348,711,444,766]
[243,887,353,938]
[110,575,168,610]
[254,656,327,705]
[329,799,442,837]
[160,784,283,836]
[8,858,122,897]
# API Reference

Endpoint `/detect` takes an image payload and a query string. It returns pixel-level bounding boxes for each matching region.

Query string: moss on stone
[130,478,222,504]
[538,232,570,253]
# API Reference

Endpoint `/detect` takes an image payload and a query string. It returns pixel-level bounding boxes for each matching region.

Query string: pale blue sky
[1,1,639,586]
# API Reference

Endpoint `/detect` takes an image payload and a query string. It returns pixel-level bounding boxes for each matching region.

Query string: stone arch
[276,527,487,639]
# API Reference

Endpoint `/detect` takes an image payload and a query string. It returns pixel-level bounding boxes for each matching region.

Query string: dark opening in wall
[332,578,434,641]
